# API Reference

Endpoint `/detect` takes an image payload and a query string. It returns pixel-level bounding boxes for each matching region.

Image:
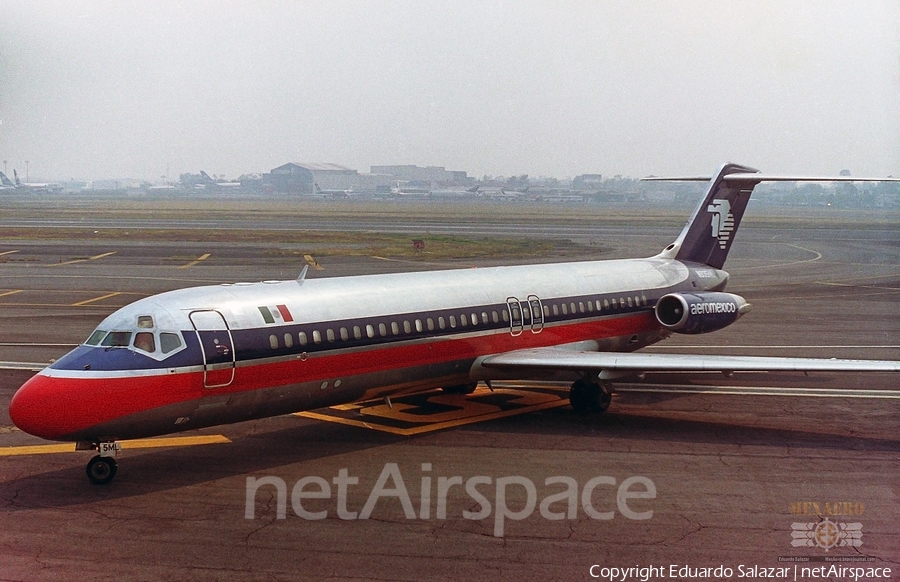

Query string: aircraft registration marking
[0,434,231,456]
[296,385,570,435]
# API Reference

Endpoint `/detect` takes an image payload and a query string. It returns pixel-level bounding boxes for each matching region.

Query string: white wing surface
[481,348,900,374]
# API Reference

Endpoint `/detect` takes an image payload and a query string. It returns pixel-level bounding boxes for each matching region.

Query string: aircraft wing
[480,348,900,374]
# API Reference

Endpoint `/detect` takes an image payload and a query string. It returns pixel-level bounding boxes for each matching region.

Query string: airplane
[9,162,900,485]
[314,183,353,198]
[0,171,16,190]
[199,171,242,189]
[11,169,62,193]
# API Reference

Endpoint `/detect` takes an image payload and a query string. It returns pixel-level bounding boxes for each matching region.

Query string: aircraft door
[506,297,523,336]
[189,310,235,388]
[527,295,544,333]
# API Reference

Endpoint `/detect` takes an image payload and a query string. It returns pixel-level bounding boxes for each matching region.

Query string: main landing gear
[78,441,122,485]
[569,377,612,414]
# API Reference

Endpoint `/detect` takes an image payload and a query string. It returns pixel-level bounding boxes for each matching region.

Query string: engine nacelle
[654,292,750,334]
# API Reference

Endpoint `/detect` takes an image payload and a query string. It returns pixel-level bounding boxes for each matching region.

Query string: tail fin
[651,163,760,269]
[646,163,900,269]
[0,172,14,187]
[13,169,21,186]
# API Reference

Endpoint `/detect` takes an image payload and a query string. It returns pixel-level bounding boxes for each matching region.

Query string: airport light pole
[25,160,29,182]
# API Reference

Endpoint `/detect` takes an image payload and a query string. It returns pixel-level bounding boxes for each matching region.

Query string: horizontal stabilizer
[644,174,900,183]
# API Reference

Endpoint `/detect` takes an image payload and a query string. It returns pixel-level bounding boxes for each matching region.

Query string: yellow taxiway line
[0,290,23,298]
[71,291,122,306]
[0,434,231,456]
[53,251,118,266]
[0,250,20,256]
[178,253,211,269]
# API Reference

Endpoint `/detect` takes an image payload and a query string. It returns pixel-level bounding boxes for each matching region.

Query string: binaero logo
[707,198,734,250]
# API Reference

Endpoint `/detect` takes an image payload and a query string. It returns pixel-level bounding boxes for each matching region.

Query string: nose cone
[9,373,70,440]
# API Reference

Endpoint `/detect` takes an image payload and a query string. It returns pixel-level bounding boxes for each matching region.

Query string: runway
[1,201,898,580]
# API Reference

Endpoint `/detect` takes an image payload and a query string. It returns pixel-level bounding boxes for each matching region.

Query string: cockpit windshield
[84,322,185,359]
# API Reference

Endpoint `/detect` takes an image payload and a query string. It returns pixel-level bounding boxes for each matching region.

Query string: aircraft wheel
[570,380,611,413]
[86,455,118,485]
[442,382,477,395]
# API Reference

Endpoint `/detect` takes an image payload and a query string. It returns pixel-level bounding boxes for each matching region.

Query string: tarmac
[0,204,898,580]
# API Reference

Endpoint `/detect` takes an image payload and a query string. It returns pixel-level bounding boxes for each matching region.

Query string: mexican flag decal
[258,304,293,324]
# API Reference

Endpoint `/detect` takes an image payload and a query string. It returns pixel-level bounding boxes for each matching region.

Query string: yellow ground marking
[71,291,122,306]
[0,290,23,298]
[178,253,211,269]
[296,387,570,436]
[53,251,118,266]
[0,250,20,256]
[0,434,231,457]
[303,254,324,270]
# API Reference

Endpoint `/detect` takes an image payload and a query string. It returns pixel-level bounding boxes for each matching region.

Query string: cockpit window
[101,331,132,347]
[137,316,155,329]
[86,330,107,346]
[160,332,183,354]
[134,332,156,353]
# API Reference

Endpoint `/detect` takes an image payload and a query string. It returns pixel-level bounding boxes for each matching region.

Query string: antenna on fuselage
[296,264,309,285]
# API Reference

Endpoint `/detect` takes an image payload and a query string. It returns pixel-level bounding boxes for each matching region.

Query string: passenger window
[101,331,132,347]
[299,332,308,346]
[552,305,559,316]
[604,299,610,309]
[391,322,400,335]
[459,314,466,327]
[611,299,618,308]
[481,312,488,324]
[438,317,446,330]
[269,335,279,349]
[449,315,457,328]
[134,332,156,353]
[403,320,412,333]
[340,327,349,341]
[561,303,568,315]
[313,330,322,344]
[137,316,154,329]
[353,326,362,340]
[284,333,294,348]
[627,297,633,307]
[579,302,585,313]
[378,323,387,337]
[366,324,375,338]
[415,319,423,332]
[160,332,183,354]
[492,311,500,323]
[326,329,335,342]
[427,318,435,331]
[86,330,107,346]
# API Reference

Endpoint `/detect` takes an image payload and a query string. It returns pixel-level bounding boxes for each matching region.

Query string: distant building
[265,163,395,194]
[572,174,603,191]
[370,165,472,189]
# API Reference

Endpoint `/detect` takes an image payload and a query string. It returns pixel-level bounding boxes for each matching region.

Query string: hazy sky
[1,1,898,181]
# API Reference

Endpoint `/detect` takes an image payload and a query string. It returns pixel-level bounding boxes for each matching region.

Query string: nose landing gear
[78,441,121,485]
[569,377,612,414]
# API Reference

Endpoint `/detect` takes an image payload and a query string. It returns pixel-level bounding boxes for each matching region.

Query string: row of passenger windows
[265,294,649,350]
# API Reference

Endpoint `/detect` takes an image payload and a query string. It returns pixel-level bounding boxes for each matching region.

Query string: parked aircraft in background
[314,183,353,198]
[10,170,62,193]
[9,163,900,484]
[199,171,241,189]
[0,171,16,190]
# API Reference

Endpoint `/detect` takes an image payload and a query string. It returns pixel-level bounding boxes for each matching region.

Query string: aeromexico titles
[9,163,900,484]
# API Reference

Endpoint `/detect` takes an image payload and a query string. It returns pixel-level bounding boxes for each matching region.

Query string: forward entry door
[189,310,235,388]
